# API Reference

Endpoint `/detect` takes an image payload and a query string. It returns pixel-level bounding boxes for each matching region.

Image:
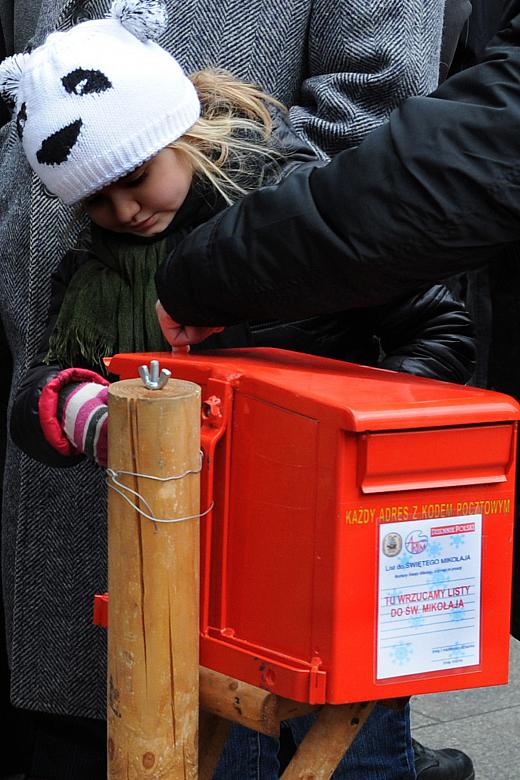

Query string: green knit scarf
[46,226,169,372]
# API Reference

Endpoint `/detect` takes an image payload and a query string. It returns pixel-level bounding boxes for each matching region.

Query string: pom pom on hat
[0,52,31,103]
[110,0,168,42]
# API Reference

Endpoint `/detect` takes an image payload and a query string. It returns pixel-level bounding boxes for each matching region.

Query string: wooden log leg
[197,674,321,779]
[198,711,232,780]
[280,701,376,780]
[200,667,317,737]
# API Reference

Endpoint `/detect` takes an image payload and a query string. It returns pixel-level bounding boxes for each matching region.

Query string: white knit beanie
[0,0,201,204]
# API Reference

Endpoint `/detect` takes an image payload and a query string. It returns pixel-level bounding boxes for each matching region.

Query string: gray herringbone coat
[0,0,446,717]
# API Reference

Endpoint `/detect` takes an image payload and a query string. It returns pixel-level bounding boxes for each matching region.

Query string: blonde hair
[171,69,285,205]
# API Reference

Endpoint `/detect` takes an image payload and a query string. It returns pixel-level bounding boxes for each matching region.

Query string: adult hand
[155,300,224,347]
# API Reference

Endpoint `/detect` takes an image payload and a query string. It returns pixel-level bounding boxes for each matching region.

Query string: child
[0,0,476,777]
[0,0,317,468]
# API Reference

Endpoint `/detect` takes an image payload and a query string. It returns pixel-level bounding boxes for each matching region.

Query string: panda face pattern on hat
[0,0,201,204]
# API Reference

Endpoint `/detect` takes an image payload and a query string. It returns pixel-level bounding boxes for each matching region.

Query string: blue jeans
[214,703,415,779]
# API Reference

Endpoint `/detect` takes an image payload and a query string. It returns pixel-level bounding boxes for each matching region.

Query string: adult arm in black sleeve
[376,285,476,384]
[156,3,520,328]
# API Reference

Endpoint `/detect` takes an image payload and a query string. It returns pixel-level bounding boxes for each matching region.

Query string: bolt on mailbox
[108,348,520,704]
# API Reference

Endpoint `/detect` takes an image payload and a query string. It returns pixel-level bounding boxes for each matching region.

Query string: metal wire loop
[106,451,212,525]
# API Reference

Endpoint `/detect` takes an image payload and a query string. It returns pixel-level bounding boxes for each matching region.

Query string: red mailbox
[107,348,520,704]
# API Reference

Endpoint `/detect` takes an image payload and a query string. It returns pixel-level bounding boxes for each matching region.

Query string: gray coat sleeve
[288,0,445,156]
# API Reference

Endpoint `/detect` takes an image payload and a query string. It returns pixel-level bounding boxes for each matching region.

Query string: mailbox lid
[109,348,520,431]
[359,423,516,494]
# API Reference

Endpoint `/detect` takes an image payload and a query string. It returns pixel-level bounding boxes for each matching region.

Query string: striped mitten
[59,382,109,467]
[38,367,110,462]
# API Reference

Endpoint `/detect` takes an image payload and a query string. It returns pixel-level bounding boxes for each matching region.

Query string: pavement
[411,637,520,779]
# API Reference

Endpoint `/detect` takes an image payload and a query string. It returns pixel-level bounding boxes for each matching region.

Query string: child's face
[84,147,193,236]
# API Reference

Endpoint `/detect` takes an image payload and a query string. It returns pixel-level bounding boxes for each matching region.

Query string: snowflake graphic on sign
[450,534,466,549]
[428,541,443,557]
[450,607,466,623]
[389,642,413,666]
[428,570,451,587]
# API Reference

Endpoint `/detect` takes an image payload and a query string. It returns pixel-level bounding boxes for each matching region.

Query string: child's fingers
[155,300,224,346]
[174,325,224,345]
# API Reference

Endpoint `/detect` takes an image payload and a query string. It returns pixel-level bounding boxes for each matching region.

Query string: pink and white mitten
[38,368,110,465]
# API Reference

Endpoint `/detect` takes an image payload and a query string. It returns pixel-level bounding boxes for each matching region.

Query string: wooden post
[107,377,201,779]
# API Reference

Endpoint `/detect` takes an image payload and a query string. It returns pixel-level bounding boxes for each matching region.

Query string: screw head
[138,360,171,390]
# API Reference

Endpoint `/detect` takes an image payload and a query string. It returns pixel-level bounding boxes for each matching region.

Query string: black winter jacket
[154,2,520,639]
[450,0,506,71]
